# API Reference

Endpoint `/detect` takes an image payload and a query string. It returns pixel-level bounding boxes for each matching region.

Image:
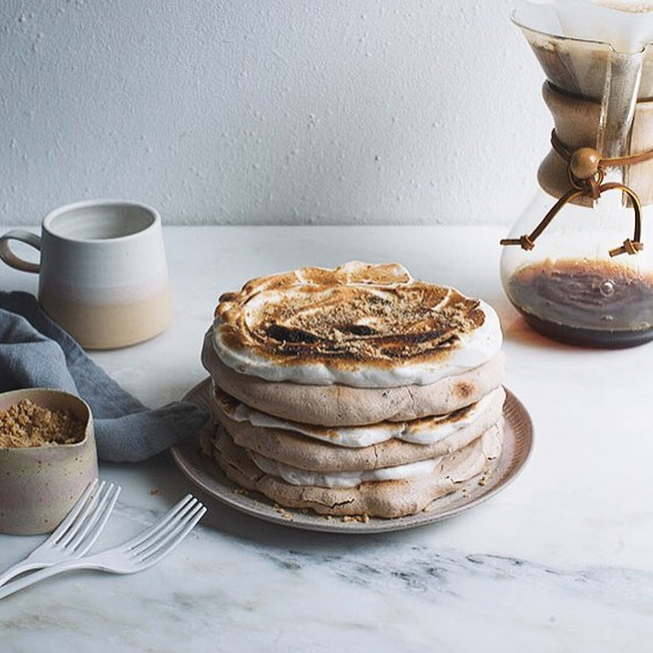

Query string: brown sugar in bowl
[0,388,98,535]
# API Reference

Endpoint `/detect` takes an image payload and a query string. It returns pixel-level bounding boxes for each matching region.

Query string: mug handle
[0,229,41,273]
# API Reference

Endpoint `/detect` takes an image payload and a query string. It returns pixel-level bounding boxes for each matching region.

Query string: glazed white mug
[0,200,172,349]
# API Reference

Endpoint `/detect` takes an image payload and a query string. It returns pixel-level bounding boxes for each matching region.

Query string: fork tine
[48,478,100,545]
[122,495,196,550]
[129,496,199,556]
[66,483,121,555]
[133,501,205,559]
[135,503,206,569]
[57,480,113,548]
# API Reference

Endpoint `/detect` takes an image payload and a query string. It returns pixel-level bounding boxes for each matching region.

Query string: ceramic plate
[171,379,533,534]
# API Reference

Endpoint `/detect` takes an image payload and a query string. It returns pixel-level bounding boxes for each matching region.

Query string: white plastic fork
[0,494,206,600]
[0,478,121,588]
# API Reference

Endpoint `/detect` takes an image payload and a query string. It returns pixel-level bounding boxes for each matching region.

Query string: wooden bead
[569,147,601,180]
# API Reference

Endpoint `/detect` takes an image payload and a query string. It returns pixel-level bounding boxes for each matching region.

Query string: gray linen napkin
[0,291,209,462]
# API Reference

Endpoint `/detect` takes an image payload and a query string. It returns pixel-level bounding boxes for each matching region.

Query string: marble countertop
[1,225,652,652]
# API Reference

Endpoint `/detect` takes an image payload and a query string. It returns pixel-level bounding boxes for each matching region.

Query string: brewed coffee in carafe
[501,2,653,347]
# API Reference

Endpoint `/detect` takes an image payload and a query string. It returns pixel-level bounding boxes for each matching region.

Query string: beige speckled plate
[171,378,533,534]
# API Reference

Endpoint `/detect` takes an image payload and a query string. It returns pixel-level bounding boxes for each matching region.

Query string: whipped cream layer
[249,451,444,488]
[212,261,503,388]
[219,386,505,448]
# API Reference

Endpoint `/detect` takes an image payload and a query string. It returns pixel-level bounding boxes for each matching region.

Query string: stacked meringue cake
[200,262,505,519]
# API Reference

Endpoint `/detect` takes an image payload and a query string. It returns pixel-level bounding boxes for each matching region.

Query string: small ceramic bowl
[0,388,98,535]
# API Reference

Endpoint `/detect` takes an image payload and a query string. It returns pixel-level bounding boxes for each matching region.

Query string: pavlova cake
[200,261,505,519]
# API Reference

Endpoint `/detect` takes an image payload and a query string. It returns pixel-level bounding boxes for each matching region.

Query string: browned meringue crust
[215,262,486,371]
[202,333,504,426]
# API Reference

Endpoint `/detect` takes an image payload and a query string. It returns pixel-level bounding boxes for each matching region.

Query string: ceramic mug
[0,200,172,349]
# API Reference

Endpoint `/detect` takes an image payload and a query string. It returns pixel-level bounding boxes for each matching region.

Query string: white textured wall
[0,0,549,226]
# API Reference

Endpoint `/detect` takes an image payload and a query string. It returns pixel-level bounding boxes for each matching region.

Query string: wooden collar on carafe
[500,130,653,257]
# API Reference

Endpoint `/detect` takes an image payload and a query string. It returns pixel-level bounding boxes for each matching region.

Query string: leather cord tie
[500,129,653,257]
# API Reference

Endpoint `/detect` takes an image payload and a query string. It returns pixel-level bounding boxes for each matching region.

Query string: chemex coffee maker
[501,0,653,347]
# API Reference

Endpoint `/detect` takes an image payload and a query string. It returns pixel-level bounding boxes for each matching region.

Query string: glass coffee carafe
[501,17,653,347]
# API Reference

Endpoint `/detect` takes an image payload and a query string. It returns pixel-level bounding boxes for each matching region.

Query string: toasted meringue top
[212,261,502,387]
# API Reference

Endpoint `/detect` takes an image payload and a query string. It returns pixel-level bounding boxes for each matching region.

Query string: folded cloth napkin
[0,291,209,462]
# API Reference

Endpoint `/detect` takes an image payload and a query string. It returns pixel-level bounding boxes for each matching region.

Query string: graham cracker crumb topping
[0,399,85,448]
